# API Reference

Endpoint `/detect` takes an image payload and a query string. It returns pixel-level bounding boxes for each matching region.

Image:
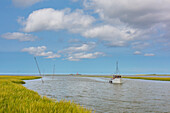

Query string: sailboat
[109,61,122,84]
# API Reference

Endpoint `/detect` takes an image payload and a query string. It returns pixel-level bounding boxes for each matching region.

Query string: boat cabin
[113,75,121,79]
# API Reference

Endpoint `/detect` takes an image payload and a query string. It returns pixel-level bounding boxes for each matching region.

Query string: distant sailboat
[109,61,122,84]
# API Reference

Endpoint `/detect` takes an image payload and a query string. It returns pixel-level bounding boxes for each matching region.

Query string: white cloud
[71,0,79,2]
[144,53,155,56]
[132,42,150,50]
[20,8,95,33]
[59,42,104,61]
[67,52,105,61]
[22,46,61,59]
[84,0,170,29]
[60,42,96,53]
[1,32,37,41]
[21,43,104,61]
[82,25,136,46]
[12,0,42,8]
[134,51,142,55]
[83,0,170,50]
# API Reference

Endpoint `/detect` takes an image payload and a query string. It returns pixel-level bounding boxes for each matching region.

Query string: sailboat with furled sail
[109,61,122,84]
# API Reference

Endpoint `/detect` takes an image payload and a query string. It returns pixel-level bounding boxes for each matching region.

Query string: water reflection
[24,76,170,113]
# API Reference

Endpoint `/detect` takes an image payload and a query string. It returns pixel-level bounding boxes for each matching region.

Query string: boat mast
[34,57,44,83]
[115,61,120,75]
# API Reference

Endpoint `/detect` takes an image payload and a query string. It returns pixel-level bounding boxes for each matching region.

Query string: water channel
[24,76,170,113]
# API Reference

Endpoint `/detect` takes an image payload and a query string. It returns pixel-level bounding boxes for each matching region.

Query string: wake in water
[84,77,109,82]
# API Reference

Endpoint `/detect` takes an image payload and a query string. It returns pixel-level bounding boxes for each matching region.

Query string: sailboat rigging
[109,61,122,84]
[34,57,44,83]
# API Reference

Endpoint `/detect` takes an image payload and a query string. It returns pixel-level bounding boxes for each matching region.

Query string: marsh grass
[0,75,92,113]
[122,76,170,81]
[77,75,170,81]
[136,74,170,76]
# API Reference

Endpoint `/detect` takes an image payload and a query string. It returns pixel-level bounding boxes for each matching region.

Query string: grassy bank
[136,74,170,76]
[76,75,170,81]
[0,75,41,84]
[123,76,170,81]
[0,75,92,113]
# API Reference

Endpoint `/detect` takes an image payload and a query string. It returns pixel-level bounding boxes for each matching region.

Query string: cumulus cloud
[21,44,104,61]
[59,42,104,61]
[1,32,37,41]
[22,46,61,59]
[19,8,95,33]
[83,0,170,50]
[12,0,42,8]
[16,0,170,56]
[60,42,96,53]
[144,53,155,56]
[132,42,150,50]
[134,51,142,55]
[84,0,170,29]
[66,52,105,61]
[82,25,136,46]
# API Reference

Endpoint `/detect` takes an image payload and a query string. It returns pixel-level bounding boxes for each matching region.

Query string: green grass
[123,76,170,81]
[0,75,41,84]
[136,74,170,76]
[0,75,92,113]
[76,75,170,81]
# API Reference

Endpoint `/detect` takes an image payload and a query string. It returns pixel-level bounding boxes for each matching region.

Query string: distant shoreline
[1,74,170,81]
[1,73,170,76]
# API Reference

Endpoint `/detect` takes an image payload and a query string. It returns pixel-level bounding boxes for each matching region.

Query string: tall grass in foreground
[0,76,92,113]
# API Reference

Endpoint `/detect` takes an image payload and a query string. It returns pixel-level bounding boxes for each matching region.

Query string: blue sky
[1,0,170,75]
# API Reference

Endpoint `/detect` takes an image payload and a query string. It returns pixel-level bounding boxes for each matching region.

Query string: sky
[0,0,170,75]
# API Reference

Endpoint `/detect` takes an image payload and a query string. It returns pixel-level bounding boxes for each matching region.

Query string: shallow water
[24,76,170,113]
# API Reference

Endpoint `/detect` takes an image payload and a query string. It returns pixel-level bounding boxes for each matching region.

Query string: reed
[123,76,170,81]
[0,75,92,113]
[135,74,170,76]
[77,75,170,81]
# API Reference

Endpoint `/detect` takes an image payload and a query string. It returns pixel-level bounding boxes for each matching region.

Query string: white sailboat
[109,61,122,84]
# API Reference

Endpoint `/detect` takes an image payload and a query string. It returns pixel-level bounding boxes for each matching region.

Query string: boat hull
[109,78,122,84]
